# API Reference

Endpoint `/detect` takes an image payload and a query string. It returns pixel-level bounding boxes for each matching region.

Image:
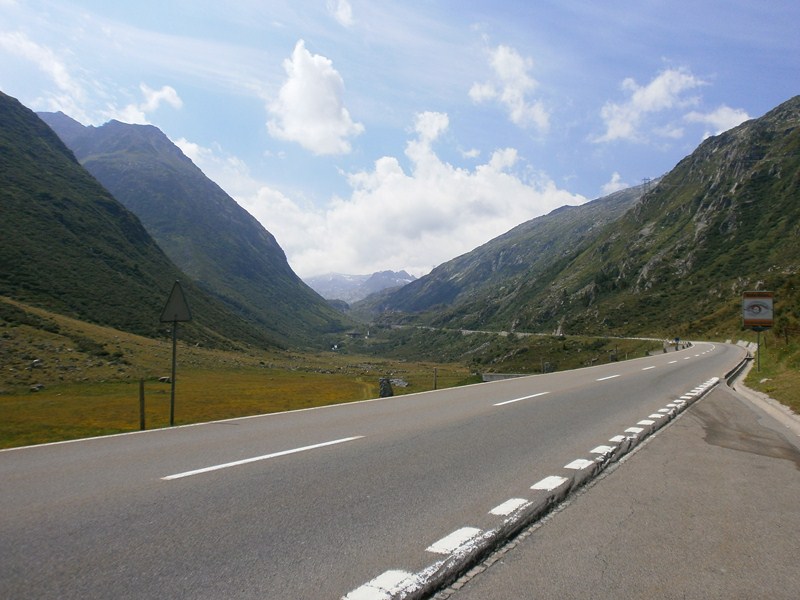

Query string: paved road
[442,377,800,600]
[0,342,744,599]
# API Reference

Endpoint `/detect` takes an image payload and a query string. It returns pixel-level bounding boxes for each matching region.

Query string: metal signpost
[160,281,192,426]
[742,291,774,372]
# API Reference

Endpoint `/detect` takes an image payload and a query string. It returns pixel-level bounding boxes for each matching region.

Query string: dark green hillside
[0,91,275,348]
[39,113,350,347]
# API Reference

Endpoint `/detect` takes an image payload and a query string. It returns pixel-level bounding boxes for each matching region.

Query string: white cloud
[0,29,186,126]
[469,44,549,132]
[111,83,183,124]
[601,172,629,195]
[685,105,750,138]
[596,67,705,143]
[327,0,354,27]
[185,112,584,278]
[0,30,89,118]
[267,40,364,155]
[140,83,183,112]
[413,111,449,143]
[0,31,82,99]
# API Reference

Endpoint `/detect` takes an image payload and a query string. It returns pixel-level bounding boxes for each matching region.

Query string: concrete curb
[343,372,724,600]
[727,356,800,439]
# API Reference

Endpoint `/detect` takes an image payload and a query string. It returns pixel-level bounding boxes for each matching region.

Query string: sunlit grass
[745,333,800,416]
[0,361,472,448]
[1,297,474,448]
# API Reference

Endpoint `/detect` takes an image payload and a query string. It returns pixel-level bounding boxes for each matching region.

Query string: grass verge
[744,331,800,416]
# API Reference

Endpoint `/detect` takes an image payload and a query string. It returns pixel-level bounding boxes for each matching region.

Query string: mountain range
[360,95,800,339]
[304,270,416,304]
[37,112,349,348]
[3,90,798,356]
[0,91,274,348]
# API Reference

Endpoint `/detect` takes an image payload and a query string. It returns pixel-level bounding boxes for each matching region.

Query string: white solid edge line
[162,436,364,480]
[494,391,550,406]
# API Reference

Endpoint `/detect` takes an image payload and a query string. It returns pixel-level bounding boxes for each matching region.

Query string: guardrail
[725,353,753,387]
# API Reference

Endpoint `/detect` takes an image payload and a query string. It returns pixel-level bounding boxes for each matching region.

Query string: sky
[1,1,798,279]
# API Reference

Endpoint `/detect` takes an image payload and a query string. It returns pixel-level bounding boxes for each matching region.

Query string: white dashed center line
[596,374,620,381]
[161,436,363,480]
[494,391,549,406]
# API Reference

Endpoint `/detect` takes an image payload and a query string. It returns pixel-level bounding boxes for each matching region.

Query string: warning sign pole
[160,281,192,426]
[169,321,178,426]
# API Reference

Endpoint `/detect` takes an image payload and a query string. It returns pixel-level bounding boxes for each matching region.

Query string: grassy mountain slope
[359,183,647,324]
[367,96,800,340]
[39,112,350,347]
[0,91,275,348]
[547,95,800,337]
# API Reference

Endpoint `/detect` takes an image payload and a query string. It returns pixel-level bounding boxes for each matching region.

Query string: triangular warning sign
[160,281,192,322]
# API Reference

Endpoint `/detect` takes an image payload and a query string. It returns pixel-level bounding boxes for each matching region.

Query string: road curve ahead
[0,342,745,599]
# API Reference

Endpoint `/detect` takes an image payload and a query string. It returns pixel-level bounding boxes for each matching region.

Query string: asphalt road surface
[0,342,745,599]
[441,378,800,600]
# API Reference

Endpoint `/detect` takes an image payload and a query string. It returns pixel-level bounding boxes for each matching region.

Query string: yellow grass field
[0,297,471,448]
[0,364,472,449]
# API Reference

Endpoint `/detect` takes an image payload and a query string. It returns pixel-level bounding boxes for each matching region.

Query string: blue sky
[2,1,798,278]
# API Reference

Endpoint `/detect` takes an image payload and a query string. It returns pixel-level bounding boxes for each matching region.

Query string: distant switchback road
[0,342,745,599]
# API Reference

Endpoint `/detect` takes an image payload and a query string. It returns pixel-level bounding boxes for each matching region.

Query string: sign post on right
[742,291,773,372]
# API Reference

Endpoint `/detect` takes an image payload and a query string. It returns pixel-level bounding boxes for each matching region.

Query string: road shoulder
[444,382,800,600]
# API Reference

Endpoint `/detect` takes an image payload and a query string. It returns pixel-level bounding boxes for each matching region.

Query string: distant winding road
[0,342,745,599]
